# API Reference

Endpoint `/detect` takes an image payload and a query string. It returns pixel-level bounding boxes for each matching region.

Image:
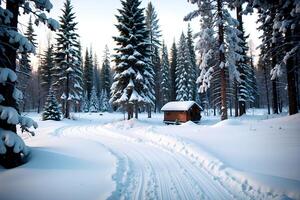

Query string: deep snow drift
[0,111,299,200]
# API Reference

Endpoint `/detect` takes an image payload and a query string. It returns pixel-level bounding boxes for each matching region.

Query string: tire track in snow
[54,124,239,200]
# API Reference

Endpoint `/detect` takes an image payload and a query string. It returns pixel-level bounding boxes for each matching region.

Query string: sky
[23,0,261,68]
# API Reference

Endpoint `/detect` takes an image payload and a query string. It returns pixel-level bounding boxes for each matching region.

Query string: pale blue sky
[27,0,260,67]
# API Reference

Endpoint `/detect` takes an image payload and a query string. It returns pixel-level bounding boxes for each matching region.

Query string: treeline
[20,0,113,120]
[185,0,299,119]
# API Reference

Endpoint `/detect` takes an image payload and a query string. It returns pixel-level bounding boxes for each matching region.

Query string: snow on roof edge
[161,101,202,111]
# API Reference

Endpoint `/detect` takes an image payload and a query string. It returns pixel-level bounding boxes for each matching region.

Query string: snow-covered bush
[42,87,62,121]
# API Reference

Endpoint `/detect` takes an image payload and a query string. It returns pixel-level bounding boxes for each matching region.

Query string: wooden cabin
[161,101,202,124]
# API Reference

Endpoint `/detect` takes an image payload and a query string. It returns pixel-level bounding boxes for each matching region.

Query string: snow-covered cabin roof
[161,101,202,111]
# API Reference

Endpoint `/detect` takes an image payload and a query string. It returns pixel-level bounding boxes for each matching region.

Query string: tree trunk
[272,79,279,114]
[134,103,138,119]
[147,104,152,118]
[217,0,227,121]
[234,81,239,117]
[236,5,246,116]
[285,28,298,115]
[64,72,70,118]
[262,64,271,114]
[127,104,133,120]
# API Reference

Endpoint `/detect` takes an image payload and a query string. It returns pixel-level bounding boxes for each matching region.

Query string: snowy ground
[0,110,300,200]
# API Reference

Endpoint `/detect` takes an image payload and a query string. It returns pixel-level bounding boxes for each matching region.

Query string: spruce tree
[176,33,190,101]
[100,45,112,95]
[146,2,161,113]
[89,86,99,112]
[169,41,178,101]
[111,0,152,119]
[40,42,55,94]
[83,48,93,100]
[53,0,82,118]
[160,42,170,105]
[186,0,243,120]
[186,24,197,100]
[42,86,61,121]
[18,16,37,112]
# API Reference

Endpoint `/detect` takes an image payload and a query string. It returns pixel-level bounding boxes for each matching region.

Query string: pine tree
[83,48,93,100]
[186,24,197,100]
[42,86,61,121]
[176,33,190,101]
[99,89,111,112]
[0,0,59,168]
[169,41,178,101]
[53,0,82,119]
[146,2,161,113]
[89,86,99,112]
[186,0,243,120]
[153,47,161,111]
[82,91,89,112]
[160,42,170,105]
[40,42,55,94]
[18,16,37,112]
[100,45,112,95]
[93,54,101,95]
[111,0,152,119]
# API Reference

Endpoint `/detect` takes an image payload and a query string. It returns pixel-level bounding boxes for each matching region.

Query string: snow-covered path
[55,124,236,200]
[53,115,297,200]
[1,112,299,200]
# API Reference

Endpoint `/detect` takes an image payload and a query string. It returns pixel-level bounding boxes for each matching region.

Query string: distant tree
[176,33,191,101]
[186,24,197,100]
[18,16,37,112]
[169,41,178,101]
[99,89,111,112]
[146,2,161,114]
[89,86,99,112]
[40,42,55,94]
[160,42,170,105]
[153,47,161,111]
[52,0,82,119]
[100,45,112,95]
[111,0,152,119]
[83,48,93,100]
[42,86,61,121]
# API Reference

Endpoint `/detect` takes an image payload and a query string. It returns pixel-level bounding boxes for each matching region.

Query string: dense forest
[0,0,299,168]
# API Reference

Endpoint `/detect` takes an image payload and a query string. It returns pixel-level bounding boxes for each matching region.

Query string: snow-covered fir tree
[176,33,191,101]
[100,45,112,95]
[18,16,37,112]
[247,0,299,115]
[52,0,82,119]
[160,42,170,105]
[0,0,59,168]
[186,24,197,100]
[169,40,178,101]
[82,91,89,112]
[146,2,161,113]
[99,89,111,112]
[111,0,152,119]
[39,41,55,94]
[89,86,99,112]
[93,54,101,96]
[186,0,244,120]
[83,48,93,100]
[232,2,255,116]
[42,86,61,121]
